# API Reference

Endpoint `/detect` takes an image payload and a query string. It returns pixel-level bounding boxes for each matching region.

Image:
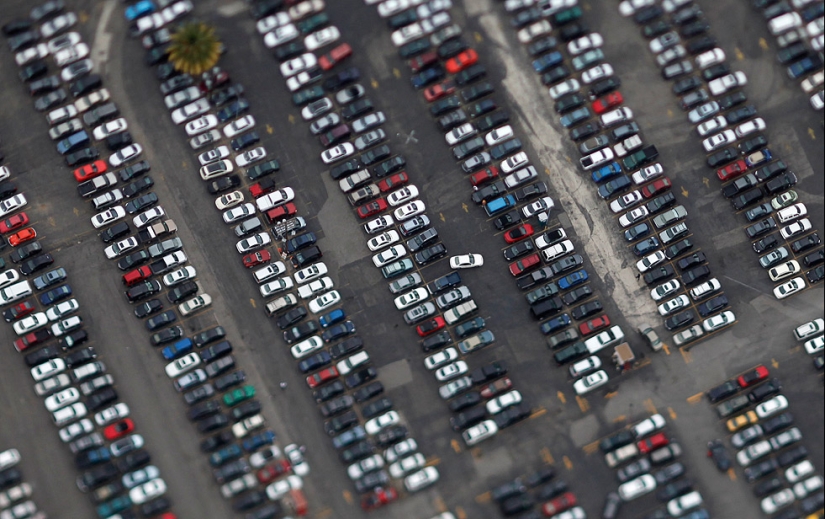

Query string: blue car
[411,66,445,89]
[532,51,563,73]
[125,0,156,21]
[209,444,242,468]
[242,430,276,452]
[558,269,588,290]
[540,314,571,335]
[320,308,346,328]
[591,162,622,183]
[96,494,132,519]
[162,338,193,361]
[633,237,660,256]
[598,175,632,199]
[40,285,72,306]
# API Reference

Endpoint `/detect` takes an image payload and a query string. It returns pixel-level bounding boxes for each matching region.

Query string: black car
[125,193,158,214]
[725,105,758,125]
[10,242,42,263]
[494,403,531,429]
[754,160,787,182]
[494,210,521,231]
[24,345,60,367]
[677,252,707,271]
[298,351,332,374]
[353,381,383,402]
[283,321,319,344]
[117,250,150,271]
[277,308,307,330]
[361,397,393,419]
[286,232,317,254]
[340,441,372,463]
[748,378,781,403]
[21,254,55,276]
[29,75,61,96]
[19,61,48,82]
[503,242,535,261]
[34,89,67,111]
[657,478,694,501]
[744,458,779,482]
[134,299,163,318]
[561,285,593,306]
[151,325,183,346]
[706,439,732,472]
[600,430,635,453]
[752,235,779,254]
[65,148,100,167]
[105,131,133,151]
[231,131,260,151]
[60,330,88,351]
[314,381,346,403]
[167,281,198,304]
[414,243,447,265]
[476,110,510,132]
[746,217,776,238]
[455,64,486,86]
[200,341,232,363]
[698,295,728,317]
[66,347,97,368]
[329,336,363,360]
[231,401,262,422]
[324,410,358,436]
[470,361,507,385]
[146,310,177,331]
[571,300,602,320]
[345,367,377,389]
[682,265,710,285]
[207,175,240,194]
[732,187,765,210]
[375,425,408,447]
[644,264,675,286]
[515,182,548,202]
[214,371,246,391]
[421,331,452,352]
[665,310,695,331]
[122,176,154,198]
[119,161,151,182]
[765,172,798,195]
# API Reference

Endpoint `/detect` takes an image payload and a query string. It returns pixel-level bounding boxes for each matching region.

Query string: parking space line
[771,358,779,368]
[556,390,566,404]
[667,407,677,420]
[392,68,400,79]
[529,407,547,419]
[643,398,657,415]
[575,395,589,413]
[612,415,626,423]
[475,491,491,504]
[583,441,599,455]
[426,456,441,467]
[248,298,256,308]
[562,456,573,470]
[604,390,618,399]
[455,506,467,519]
[341,490,353,504]
[450,439,461,454]
[433,496,447,512]
[687,392,704,404]
[680,348,693,363]
[540,447,554,465]
[314,508,333,518]
[727,468,737,481]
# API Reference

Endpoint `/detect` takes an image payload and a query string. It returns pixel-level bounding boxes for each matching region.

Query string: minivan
[57,131,90,155]
[484,195,517,217]
[265,294,297,316]
[0,280,33,305]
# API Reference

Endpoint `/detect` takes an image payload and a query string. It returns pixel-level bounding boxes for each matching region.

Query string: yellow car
[726,410,758,432]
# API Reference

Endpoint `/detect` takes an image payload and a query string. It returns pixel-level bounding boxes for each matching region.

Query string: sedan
[236,232,271,254]
[435,361,469,382]
[109,144,142,167]
[449,254,483,269]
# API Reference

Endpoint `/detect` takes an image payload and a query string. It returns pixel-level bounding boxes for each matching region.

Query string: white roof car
[522,196,554,218]
[609,191,644,214]
[249,445,282,468]
[367,230,400,252]
[164,352,201,378]
[280,53,318,77]
[435,361,469,382]
[651,279,681,301]
[445,123,476,146]
[702,129,736,153]
[667,491,703,516]
[567,33,603,55]
[391,22,425,46]
[548,79,580,100]
[185,114,218,137]
[290,0,325,20]
[255,188,295,212]
[618,474,656,501]
[517,20,552,43]
[755,395,788,419]
[133,206,165,228]
[384,438,418,463]
[232,414,265,438]
[703,311,735,332]
[393,201,426,221]
[501,151,529,173]
[94,403,130,426]
[658,295,690,316]
[387,186,420,207]
[284,444,309,476]
[0,449,21,472]
[293,262,328,284]
[336,351,370,375]
[761,488,795,514]
[13,312,49,336]
[301,98,333,121]
[780,218,811,239]
[262,278,294,298]
[600,107,634,128]
[58,418,93,443]
[256,12,291,34]
[424,347,458,370]
[618,206,650,228]
[695,48,726,69]
[633,413,665,438]
[786,460,815,483]
[290,336,324,359]
[163,266,197,287]
[0,482,33,509]
[373,244,407,268]
[689,278,721,301]
[91,206,126,228]
[305,26,340,50]
[404,466,439,492]
[296,276,332,299]
[347,454,384,481]
[504,166,537,188]
[378,0,411,18]
[109,143,143,167]
[264,24,300,48]
[569,356,602,378]
[776,203,807,224]
[236,232,271,254]
[223,203,255,224]
[618,0,655,16]
[439,376,472,399]
[15,44,49,67]
[265,475,302,500]
[637,251,666,273]
[321,142,355,164]
[92,118,128,141]
[772,276,805,299]
[130,478,167,505]
[104,237,138,259]
[54,42,89,67]
[485,125,514,147]
[50,315,82,337]
[462,419,498,446]
[541,240,574,262]
[449,253,483,269]
[200,145,232,167]
[582,63,613,84]
[171,98,210,125]
[364,215,395,234]
[0,269,19,290]
[394,287,428,310]
[365,411,400,435]
[696,115,727,137]
[631,163,664,185]
[35,373,71,397]
[486,390,522,414]
[708,71,748,96]
[46,104,78,126]
[794,318,824,341]
[309,290,341,313]
[180,294,212,317]
[41,11,78,38]
[215,190,244,211]
[389,452,426,478]
[223,115,256,138]
[75,88,111,113]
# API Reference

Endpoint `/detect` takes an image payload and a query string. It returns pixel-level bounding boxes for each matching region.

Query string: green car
[97,495,132,518]
[223,384,256,407]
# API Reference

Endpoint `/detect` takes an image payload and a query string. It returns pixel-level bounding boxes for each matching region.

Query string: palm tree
[168,21,222,76]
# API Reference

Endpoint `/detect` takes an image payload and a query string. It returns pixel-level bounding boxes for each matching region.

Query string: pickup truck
[579,148,615,171]
[427,272,461,295]
[271,217,308,240]
[149,250,187,275]
[78,173,117,198]
[138,219,177,244]
[622,145,659,171]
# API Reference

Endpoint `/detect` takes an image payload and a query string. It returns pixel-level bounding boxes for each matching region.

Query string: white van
[776,203,807,224]
[769,12,802,35]
[0,280,32,306]
[599,107,633,128]
[52,402,88,427]
[444,300,478,325]
[541,240,574,263]
[606,443,639,468]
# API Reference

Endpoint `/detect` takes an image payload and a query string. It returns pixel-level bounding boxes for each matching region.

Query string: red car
[306,367,339,388]
[377,171,409,192]
[197,67,230,93]
[13,330,50,353]
[73,160,107,182]
[357,198,388,219]
[8,227,36,247]
[104,419,135,440]
[361,486,398,511]
[592,91,624,115]
[504,224,534,244]
[737,365,769,388]
[470,167,499,187]
[509,253,540,276]
[243,250,271,268]
[4,300,36,323]
[579,314,610,336]
[265,203,297,223]
[416,317,446,337]
[249,178,277,198]
[423,80,456,102]
[641,177,672,199]
[480,377,512,399]
[256,459,291,484]
[717,160,747,182]
[638,432,669,454]
[542,492,577,516]
[0,212,29,234]
[445,48,478,74]
[122,266,153,287]
[319,43,352,70]
[409,51,438,72]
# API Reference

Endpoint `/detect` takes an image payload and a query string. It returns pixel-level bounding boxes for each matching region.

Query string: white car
[185,114,218,137]
[501,151,529,173]
[223,203,255,224]
[93,118,128,141]
[46,105,78,126]
[378,0,410,18]
[633,413,665,438]
[256,188,295,211]
[41,12,78,38]
[697,115,727,136]
[309,290,341,313]
[321,143,355,164]
[446,123,477,146]
[651,280,681,301]
[582,64,613,84]
[517,20,552,43]
[44,388,80,412]
[264,24,300,48]
[695,48,726,69]
[254,262,287,284]
[702,129,736,153]
[294,263,328,284]
[574,370,609,394]
[373,245,407,268]
[367,230,400,252]
[485,125,513,146]
[347,454,384,480]
[384,438,418,463]
[133,206,165,228]
[618,207,649,228]
[296,277,332,299]
[394,287,428,310]
[522,196,554,218]
[387,186,420,207]
[46,299,80,321]
[249,446,281,468]
[94,403,130,426]
[393,201,426,221]
[609,191,643,214]
[794,318,824,341]
[91,206,126,228]
[284,444,310,476]
[60,58,93,82]
[301,98,333,121]
[291,336,324,358]
[780,218,811,239]
[567,33,603,55]
[51,316,82,337]
[657,295,690,316]
[486,390,522,414]
[336,351,369,375]
[618,474,656,501]
[786,460,815,483]
[215,190,244,210]
[618,0,655,16]
[773,277,805,300]
[163,266,197,287]
[58,418,92,443]
[256,12,290,34]
[130,479,167,505]
[31,359,66,382]
[164,352,201,378]
[171,98,210,125]
[755,395,788,419]
[667,491,703,517]
[0,194,28,218]
[389,453,426,478]
[703,311,735,332]
[261,278,294,298]
[109,144,143,167]
[449,254,483,269]
[391,23,424,46]
[289,0,325,20]
[708,71,748,96]
[761,489,795,514]
[424,348,458,370]
[236,232,271,254]
[462,420,498,446]
[199,145,232,167]
[305,26,340,50]
[631,163,664,185]
[0,270,18,290]
[280,53,318,77]
[104,237,138,259]
[54,42,89,67]
[265,475,302,500]
[548,79,580,100]
[365,411,400,435]
[15,43,49,66]
[13,313,49,336]
[223,115,256,138]
[364,215,395,234]
[435,361,468,382]
[541,240,574,262]
[569,356,602,378]
[637,251,666,273]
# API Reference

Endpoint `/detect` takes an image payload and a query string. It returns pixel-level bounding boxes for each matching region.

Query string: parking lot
[0,0,823,518]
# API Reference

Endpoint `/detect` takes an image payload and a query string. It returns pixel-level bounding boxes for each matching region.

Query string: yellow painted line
[562,456,573,470]
[666,109,673,118]
[181,160,187,168]
[46,216,56,227]
[470,447,483,459]
[734,47,744,61]
[462,202,468,212]
[73,207,80,216]
[450,439,461,453]
[475,491,491,503]
[249,298,257,308]
[439,212,446,222]
[662,343,670,355]
[680,348,692,364]
[808,128,816,140]
[687,392,703,404]
[727,468,737,481]
[288,114,295,124]
[79,11,89,23]
[605,391,618,399]
[644,398,657,415]
[576,395,589,413]
[668,407,677,420]
[456,506,467,519]
[565,156,572,164]
[584,2,591,10]
[433,496,447,512]
[545,167,551,174]
[771,358,779,368]
[758,38,769,50]
[342,490,353,504]
[702,177,710,188]
[266,124,273,134]
[474,31,483,43]
[315,508,333,518]
[426,456,441,467]
[530,407,547,419]
[583,441,599,455]
[557,391,567,404]
[612,415,627,424]
[393,68,401,79]
[370,78,379,89]
[541,447,554,465]
[681,186,689,197]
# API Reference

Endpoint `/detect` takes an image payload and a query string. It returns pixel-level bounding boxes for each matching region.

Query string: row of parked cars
[482,463,584,518]
[248,0,459,505]
[3,3,191,517]
[749,0,824,109]
[793,317,824,370]
[597,413,708,519]
[705,363,823,517]
[626,0,824,298]
[0,449,46,519]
